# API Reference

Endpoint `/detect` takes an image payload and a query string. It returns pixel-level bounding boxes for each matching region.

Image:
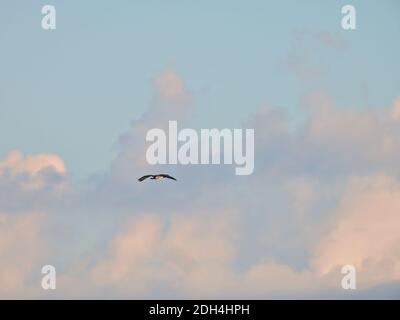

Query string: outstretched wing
[159,174,177,181]
[138,175,152,182]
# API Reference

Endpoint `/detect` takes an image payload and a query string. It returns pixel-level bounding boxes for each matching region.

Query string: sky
[0,0,400,299]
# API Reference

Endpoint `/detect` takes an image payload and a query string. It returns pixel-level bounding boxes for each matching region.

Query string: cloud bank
[1,68,400,299]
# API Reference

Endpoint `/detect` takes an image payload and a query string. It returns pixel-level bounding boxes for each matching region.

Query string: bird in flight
[138,174,177,182]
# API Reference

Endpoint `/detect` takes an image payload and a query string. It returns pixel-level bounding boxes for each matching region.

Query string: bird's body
[138,174,177,182]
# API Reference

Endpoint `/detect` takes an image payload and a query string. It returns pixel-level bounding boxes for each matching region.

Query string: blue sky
[1,0,399,180]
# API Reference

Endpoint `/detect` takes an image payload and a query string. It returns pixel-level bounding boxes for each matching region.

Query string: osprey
[138,174,177,182]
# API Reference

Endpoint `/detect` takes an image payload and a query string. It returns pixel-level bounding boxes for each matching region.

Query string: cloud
[152,68,193,112]
[89,210,238,298]
[0,150,65,189]
[76,90,400,298]
[1,66,400,299]
[0,150,65,174]
[391,97,400,121]
[108,69,193,184]
[0,150,67,212]
[312,175,400,287]
[0,150,66,298]
[72,209,327,298]
[250,94,400,179]
[304,94,400,171]
[0,211,48,298]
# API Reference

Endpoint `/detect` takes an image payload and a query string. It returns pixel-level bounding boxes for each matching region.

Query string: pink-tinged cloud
[0,212,48,298]
[153,68,192,103]
[90,211,238,297]
[0,150,66,191]
[392,97,400,121]
[91,214,163,287]
[0,150,65,175]
[85,209,332,298]
[305,95,400,150]
[312,175,400,287]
